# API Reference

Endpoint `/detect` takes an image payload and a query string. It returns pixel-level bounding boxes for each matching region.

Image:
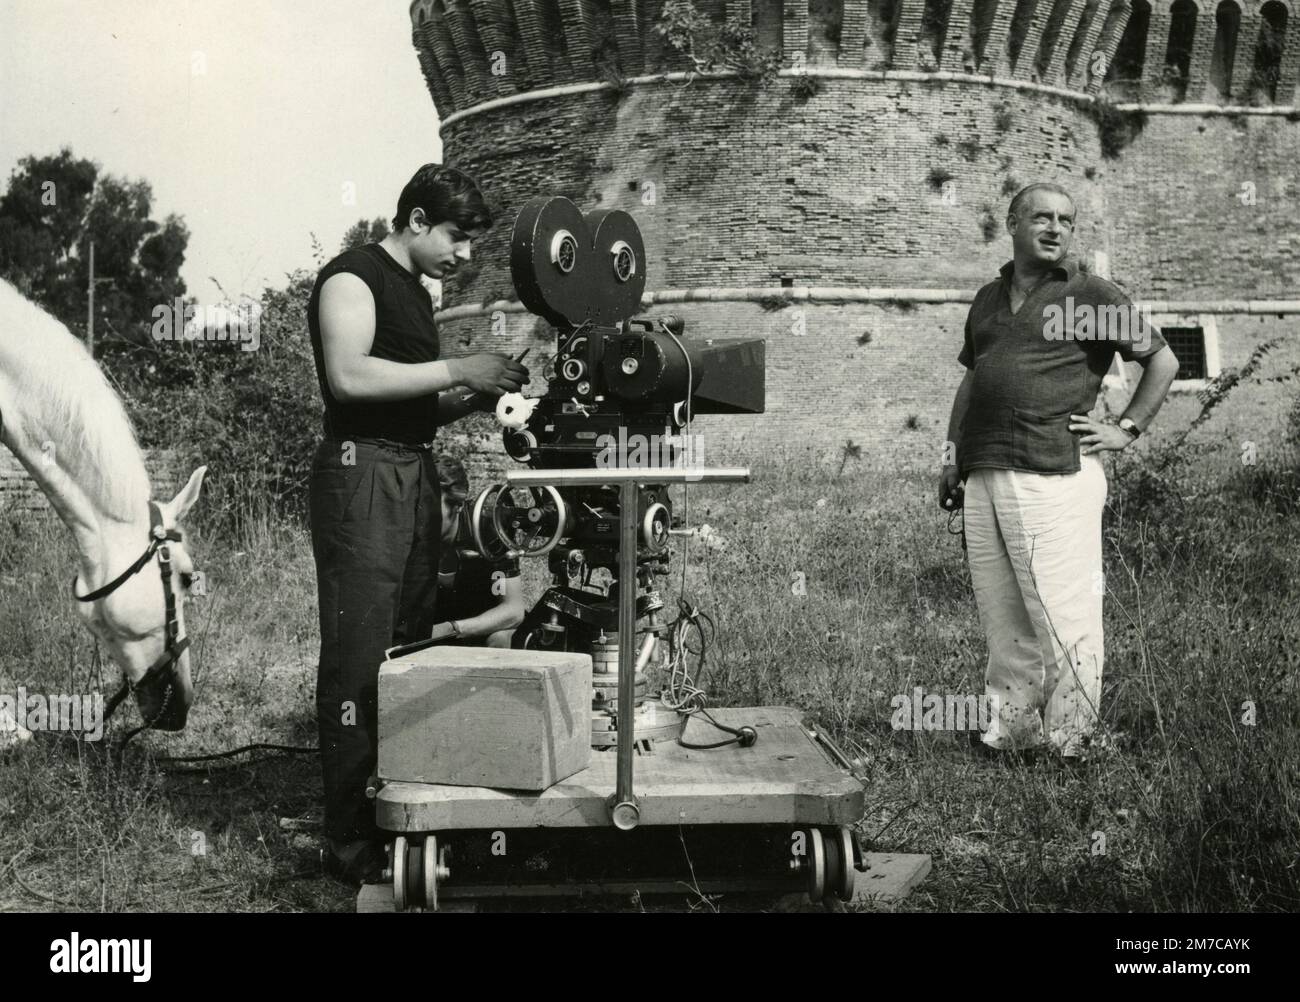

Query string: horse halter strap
[73,501,191,723]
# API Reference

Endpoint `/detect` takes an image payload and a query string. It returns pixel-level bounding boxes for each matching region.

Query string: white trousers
[963,455,1107,756]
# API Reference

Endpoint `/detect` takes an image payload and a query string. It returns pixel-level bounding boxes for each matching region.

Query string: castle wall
[409,0,1300,478]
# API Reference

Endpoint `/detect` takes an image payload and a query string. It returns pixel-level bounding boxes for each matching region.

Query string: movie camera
[369,198,887,911]
[459,196,765,745]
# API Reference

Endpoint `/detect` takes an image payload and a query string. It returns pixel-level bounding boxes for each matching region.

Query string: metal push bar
[503,467,751,828]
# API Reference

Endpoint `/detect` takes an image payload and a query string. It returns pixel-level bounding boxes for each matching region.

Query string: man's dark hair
[1008,182,1075,221]
[435,454,470,503]
[393,164,493,233]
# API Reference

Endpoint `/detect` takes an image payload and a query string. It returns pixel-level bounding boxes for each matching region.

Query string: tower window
[1163,326,1207,380]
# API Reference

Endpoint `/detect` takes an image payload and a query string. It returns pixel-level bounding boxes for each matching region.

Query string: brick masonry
[0,447,184,514]
[421,58,1300,472]
[317,1,1300,483]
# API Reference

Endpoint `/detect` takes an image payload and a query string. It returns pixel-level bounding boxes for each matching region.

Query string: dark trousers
[308,437,441,843]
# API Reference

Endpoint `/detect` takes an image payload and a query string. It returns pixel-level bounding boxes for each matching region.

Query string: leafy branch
[654,1,782,85]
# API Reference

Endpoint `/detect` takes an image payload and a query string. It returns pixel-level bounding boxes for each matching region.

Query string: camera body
[465,196,764,667]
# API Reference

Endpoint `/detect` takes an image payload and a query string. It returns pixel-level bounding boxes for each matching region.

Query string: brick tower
[408,0,1300,470]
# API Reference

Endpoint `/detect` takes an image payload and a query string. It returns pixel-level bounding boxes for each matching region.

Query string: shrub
[1088,99,1147,159]
[790,75,823,102]
[927,166,955,191]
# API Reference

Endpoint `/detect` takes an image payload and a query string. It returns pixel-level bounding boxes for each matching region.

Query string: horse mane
[1,279,150,521]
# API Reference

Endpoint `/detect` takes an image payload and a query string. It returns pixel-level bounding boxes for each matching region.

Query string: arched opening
[1036,0,1079,80]
[1106,0,1152,99]
[1249,1,1289,102]
[873,0,900,68]
[1162,0,1198,100]
[971,0,1001,71]
[752,0,786,62]
[809,0,847,66]
[1006,0,1039,73]
[1209,1,1242,99]
[1065,0,1103,84]
[920,0,954,69]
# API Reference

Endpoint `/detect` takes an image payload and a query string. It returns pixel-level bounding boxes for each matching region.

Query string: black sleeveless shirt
[307,243,441,444]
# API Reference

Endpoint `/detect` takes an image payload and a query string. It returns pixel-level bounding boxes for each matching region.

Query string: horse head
[74,466,208,732]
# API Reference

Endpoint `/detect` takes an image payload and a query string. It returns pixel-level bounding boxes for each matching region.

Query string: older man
[939,182,1180,760]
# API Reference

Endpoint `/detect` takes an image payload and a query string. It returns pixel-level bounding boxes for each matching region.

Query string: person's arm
[939,311,978,510]
[319,273,462,404]
[319,273,530,404]
[441,576,526,640]
[435,389,495,426]
[1071,346,1179,454]
[1070,285,1180,454]
[945,368,975,457]
[1119,345,1179,431]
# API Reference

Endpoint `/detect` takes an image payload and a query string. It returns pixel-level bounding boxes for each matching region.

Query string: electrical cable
[655,321,755,749]
[660,596,756,750]
[154,742,319,764]
[662,320,693,597]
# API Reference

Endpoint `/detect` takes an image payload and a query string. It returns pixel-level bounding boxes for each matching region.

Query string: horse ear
[162,466,208,522]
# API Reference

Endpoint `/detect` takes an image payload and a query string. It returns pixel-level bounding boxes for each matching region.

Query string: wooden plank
[850,852,933,905]
[356,883,477,913]
[356,883,394,913]
[376,706,866,831]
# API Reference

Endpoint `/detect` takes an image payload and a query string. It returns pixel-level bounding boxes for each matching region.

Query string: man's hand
[939,465,965,511]
[1070,414,1135,455]
[453,352,530,396]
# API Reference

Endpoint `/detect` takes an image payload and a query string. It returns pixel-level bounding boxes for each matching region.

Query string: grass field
[1,439,1297,912]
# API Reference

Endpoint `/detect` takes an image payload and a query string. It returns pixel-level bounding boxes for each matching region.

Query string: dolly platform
[362,467,930,912]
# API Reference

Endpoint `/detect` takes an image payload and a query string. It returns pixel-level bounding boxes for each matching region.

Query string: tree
[340,217,390,253]
[0,148,189,350]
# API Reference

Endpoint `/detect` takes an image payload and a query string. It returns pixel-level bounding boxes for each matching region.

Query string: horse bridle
[72,500,191,730]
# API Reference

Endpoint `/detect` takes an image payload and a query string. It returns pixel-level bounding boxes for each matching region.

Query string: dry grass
[1,439,1297,912]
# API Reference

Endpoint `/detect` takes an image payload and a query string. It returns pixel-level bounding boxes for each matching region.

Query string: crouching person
[431,455,526,648]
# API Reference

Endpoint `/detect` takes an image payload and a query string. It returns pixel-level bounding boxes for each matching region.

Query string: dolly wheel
[422,835,439,913]
[822,826,855,903]
[804,828,826,903]
[821,828,844,906]
[392,836,408,912]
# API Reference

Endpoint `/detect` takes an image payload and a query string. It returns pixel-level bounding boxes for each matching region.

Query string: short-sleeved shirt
[307,243,441,444]
[436,550,521,623]
[957,257,1167,477]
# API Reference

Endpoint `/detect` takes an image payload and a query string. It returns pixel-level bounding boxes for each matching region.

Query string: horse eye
[179,572,194,591]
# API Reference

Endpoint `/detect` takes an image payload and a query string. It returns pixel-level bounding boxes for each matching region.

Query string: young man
[940,182,1180,761]
[307,165,529,883]
[429,454,526,649]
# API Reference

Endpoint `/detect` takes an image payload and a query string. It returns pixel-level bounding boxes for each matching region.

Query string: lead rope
[947,508,966,552]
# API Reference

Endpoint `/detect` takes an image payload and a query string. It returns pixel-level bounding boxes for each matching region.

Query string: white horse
[0,278,206,743]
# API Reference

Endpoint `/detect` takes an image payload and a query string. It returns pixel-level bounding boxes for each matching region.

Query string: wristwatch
[449,620,462,638]
[1118,417,1142,440]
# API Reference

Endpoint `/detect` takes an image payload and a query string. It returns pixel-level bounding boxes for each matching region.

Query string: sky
[0,0,443,305]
